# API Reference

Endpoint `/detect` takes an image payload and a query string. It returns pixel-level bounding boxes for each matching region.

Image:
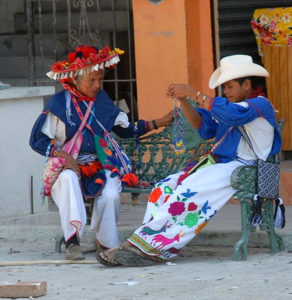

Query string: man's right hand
[55,150,81,179]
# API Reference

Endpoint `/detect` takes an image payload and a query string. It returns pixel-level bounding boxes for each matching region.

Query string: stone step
[15,10,129,34]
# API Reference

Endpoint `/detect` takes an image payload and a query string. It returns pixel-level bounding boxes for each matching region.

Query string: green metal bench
[231,118,285,260]
[117,115,212,203]
[55,101,213,253]
[55,103,285,260]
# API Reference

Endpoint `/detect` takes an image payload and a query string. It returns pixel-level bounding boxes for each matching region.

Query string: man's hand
[156,110,174,127]
[55,150,81,179]
[166,83,196,100]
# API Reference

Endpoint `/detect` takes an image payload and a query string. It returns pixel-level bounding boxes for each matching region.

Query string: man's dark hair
[233,76,265,90]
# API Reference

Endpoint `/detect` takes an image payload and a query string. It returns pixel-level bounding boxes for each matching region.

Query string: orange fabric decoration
[80,161,103,178]
[164,195,171,203]
[195,222,208,235]
[95,178,104,186]
[149,187,163,204]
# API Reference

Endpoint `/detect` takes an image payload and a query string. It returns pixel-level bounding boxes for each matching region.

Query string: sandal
[95,239,108,254]
[113,243,158,267]
[96,248,121,267]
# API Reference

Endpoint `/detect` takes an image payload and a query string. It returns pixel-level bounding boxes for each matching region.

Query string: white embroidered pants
[52,169,122,248]
[128,160,243,259]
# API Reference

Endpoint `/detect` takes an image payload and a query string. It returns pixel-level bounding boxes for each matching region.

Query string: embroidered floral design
[184,212,199,228]
[251,7,292,56]
[188,202,197,211]
[164,186,173,194]
[149,187,163,204]
[168,201,185,217]
[164,195,171,203]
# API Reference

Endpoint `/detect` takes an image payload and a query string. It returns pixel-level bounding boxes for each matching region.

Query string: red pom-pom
[121,173,139,187]
[67,52,76,63]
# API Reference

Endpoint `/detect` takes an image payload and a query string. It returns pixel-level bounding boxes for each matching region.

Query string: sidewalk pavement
[0,203,292,299]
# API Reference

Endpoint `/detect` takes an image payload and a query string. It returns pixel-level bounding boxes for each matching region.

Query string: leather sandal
[95,239,108,254]
[113,243,158,267]
[96,249,121,267]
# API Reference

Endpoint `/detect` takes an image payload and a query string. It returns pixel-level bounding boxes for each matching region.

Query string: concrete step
[0,204,291,252]
[15,10,129,34]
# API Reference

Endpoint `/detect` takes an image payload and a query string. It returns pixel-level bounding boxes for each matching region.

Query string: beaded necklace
[173,96,185,155]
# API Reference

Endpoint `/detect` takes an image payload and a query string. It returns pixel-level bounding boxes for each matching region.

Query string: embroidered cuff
[145,120,151,132]
[208,97,215,111]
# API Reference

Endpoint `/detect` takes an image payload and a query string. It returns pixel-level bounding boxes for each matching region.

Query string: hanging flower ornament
[47,45,124,80]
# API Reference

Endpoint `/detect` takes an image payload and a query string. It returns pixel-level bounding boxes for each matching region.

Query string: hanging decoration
[172,96,185,155]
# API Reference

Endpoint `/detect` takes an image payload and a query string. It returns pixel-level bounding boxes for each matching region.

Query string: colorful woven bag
[42,101,94,197]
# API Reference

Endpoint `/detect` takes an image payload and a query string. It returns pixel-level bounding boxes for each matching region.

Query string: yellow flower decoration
[114,48,125,55]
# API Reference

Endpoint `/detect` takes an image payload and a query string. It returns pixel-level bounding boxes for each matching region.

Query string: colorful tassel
[274,197,286,228]
[250,194,263,226]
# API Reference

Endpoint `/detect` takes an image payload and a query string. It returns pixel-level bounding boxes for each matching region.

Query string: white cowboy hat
[209,54,269,89]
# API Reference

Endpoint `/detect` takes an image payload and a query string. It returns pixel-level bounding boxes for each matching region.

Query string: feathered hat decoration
[47,45,124,81]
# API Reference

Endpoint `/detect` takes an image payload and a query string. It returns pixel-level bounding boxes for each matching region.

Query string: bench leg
[261,200,285,254]
[55,236,65,253]
[131,193,140,206]
[233,199,251,261]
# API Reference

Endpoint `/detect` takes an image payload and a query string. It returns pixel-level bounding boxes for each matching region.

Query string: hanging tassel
[274,197,286,229]
[250,194,263,226]
[173,98,185,155]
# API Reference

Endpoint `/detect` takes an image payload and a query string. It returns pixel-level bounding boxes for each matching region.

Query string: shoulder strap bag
[238,126,280,199]
[42,98,94,198]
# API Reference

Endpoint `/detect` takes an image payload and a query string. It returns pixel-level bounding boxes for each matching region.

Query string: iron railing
[25,0,137,120]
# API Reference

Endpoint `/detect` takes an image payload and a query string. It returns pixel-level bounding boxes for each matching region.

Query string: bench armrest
[231,164,257,200]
